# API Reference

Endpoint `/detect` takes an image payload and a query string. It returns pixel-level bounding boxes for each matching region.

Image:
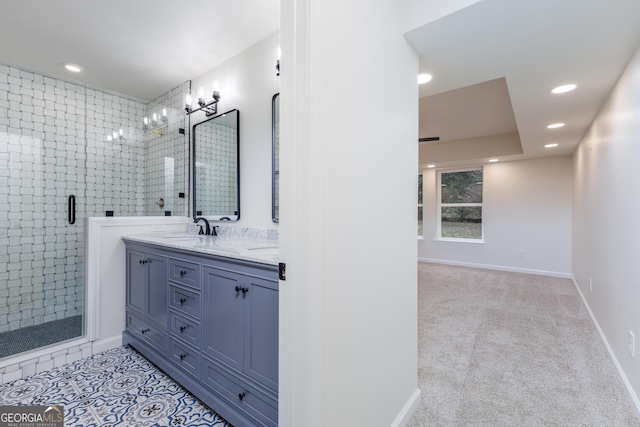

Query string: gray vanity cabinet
[126,249,168,354]
[202,266,279,426]
[123,240,278,427]
[202,267,279,389]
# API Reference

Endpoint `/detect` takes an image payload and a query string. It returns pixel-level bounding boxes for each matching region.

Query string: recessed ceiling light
[551,84,577,94]
[427,164,435,168]
[418,74,433,84]
[64,63,83,73]
[488,159,499,163]
[545,143,559,148]
[547,123,565,129]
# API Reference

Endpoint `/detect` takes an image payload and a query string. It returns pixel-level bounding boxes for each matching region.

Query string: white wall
[573,45,640,406]
[279,1,420,426]
[419,156,573,277]
[189,33,280,230]
[86,217,191,352]
[401,0,482,33]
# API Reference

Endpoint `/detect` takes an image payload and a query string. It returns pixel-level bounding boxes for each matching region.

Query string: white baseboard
[571,277,640,417]
[91,335,123,354]
[418,257,572,279]
[390,388,421,427]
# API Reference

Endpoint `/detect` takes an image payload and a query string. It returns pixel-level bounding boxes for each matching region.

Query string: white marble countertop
[122,233,279,266]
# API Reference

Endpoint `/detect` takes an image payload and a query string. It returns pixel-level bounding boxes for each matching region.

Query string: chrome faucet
[194,217,211,235]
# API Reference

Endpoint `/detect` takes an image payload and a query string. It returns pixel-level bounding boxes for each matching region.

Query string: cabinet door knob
[242,287,249,294]
[235,286,241,293]
[238,392,246,401]
[180,270,186,277]
[180,298,187,305]
[179,353,187,360]
[179,325,187,332]
[141,328,150,334]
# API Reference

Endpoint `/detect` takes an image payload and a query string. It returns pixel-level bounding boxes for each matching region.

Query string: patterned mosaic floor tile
[0,346,231,427]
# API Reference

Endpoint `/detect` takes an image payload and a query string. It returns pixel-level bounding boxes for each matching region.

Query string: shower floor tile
[0,346,231,426]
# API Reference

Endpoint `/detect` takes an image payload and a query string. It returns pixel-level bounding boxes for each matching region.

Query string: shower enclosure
[0,65,188,359]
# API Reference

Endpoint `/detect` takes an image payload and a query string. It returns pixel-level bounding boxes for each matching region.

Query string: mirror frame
[192,108,241,220]
[272,93,279,223]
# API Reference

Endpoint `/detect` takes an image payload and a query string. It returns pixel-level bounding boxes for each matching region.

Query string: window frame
[436,167,484,243]
[417,172,423,239]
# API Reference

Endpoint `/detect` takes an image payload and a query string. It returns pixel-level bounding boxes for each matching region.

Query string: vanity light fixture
[143,108,169,131]
[107,129,124,142]
[185,82,221,116]
[547,123,565,129]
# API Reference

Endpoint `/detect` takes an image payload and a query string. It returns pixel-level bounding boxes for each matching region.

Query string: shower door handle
[68,195,76,225]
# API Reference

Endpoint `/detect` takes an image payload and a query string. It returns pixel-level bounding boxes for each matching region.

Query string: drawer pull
[180,298,187,305]
[179,353,187,360]
[235,286,241,292]
[238,392,246,401]
[139,259,148,265]
[179,325,187,332]
[141,328,150,334]
[180,270,186,277]
[242,287,249,294]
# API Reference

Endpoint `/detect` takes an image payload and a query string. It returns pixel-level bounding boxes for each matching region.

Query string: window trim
[436,167,484,243]
[417,172,423,239]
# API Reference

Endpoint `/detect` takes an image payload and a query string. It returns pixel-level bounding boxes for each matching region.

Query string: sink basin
[246,244,279,251]
[192,243,240,254]
[159,235,203,241]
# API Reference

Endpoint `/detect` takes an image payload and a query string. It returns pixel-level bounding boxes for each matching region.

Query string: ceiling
[0,0,280,101]
[1,0,639,168]
[406,0,640,167]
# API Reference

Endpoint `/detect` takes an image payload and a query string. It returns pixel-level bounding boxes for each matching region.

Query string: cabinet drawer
[169,285,201,319]
[202,357,277,427]
[169,258,200,289]
[169,311,201,348]
[127,312,167,355]
[169,337,201,378]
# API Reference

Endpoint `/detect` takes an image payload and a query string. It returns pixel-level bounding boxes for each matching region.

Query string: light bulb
[185,94,192,107]
[198,87,205,100]
[143,117,148,125]
[547,123,565,129]
[152,113,158,122]
[119,129,124,137]
[107,135,112,142]
[113,131,118,139]
[418,74,433,84]
[162,108,167,117]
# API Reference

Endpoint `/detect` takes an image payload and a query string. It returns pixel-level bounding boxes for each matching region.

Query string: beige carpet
[408,262,640,426]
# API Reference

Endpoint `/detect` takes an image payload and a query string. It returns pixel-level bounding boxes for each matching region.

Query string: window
[438,168,483,240]
[418,173,423,237]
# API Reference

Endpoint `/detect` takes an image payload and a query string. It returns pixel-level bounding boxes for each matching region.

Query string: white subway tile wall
[144,82,190,217]
[0,64,188,340]
[194,121,237,215]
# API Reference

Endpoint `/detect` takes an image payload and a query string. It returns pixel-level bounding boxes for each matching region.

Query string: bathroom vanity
[122,232,279,427]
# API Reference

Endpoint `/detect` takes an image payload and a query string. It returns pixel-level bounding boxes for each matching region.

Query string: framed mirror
[272,93,279,222]
[193,109,240,219]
